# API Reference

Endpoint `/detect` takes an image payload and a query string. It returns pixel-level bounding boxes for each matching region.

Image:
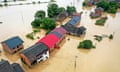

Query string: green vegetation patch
[95,17,107,26]
[109,34,113,40]
[26,32,34,40]
[96,0,118,14]
[78,40,95,49]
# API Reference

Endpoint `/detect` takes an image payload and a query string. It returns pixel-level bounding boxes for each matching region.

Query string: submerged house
[61,24,86,37]
[61,13,86,37]
[37,34,61,51]
[116,0,120,7]
[56,12,68,23]
[0,60,24,72]
[20,43,49,67]
[38,27,67,51]
[90,7,104,18]
[87,0,100,6]
[20,27,67,67]
[1,36,24,54]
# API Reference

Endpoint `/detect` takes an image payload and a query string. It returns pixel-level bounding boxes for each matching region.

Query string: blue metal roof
[67,16,80,26]
[3,36,23,49]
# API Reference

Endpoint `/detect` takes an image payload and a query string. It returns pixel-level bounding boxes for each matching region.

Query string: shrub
[78,40,95,49]
[94,35,103,42]
[41,17,56,30]
[45,29,51,35]
[0,4,3,7]
[4,3,8,6]
[95,17,107,25]
[95,19,105,25]
[67,6,76,16]
[35,10,46,19]
[31,19,41,28]
[83,1,87,6]
[26,32,34,40]
[32,1,36,4]
[109,34,113,39]
[33,29,40,33]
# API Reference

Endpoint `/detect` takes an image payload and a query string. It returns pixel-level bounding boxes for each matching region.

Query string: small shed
[1,36,24,54]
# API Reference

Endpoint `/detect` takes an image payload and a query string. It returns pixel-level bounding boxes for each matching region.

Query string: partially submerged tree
[31,19,42,28]
[41,17,56,30]
[107,1,118,13]
[47,3,58,18]
[109,34,113,40]
[4,0,7,2]
[66,6,76,16]
[78,40,95,49]
[96,0,109,11]
[56,7,65,15]
[95,17,108,26]
[96,0,118,14]
[35,10,46,19]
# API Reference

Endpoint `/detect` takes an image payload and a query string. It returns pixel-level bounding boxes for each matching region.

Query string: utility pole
[74,55,78,70]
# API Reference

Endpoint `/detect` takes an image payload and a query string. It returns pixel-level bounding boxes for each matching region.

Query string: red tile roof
[37,34,60,49]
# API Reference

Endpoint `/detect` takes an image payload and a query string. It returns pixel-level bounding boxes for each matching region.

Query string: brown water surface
[0,0,120,72]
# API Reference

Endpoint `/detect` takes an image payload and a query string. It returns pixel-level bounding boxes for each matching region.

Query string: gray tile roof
[0,60,14,72]
[49,31,63,39]
[56,12,68,21]
[61,24,86,36]
[0,60,24,72]
[2,36,23,50]
[22,43,48,63]
[11,63,24,72]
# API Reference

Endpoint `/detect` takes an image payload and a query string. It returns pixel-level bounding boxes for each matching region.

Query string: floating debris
[94,35,103,42]
[0,22,3,24]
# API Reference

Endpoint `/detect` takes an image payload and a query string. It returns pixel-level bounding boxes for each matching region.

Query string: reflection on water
[0,0,120,72]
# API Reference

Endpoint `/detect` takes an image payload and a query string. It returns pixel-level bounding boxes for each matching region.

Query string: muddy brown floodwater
[0,0,120,72]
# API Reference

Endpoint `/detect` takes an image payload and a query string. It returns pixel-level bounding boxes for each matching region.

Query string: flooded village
[0,0,120,72]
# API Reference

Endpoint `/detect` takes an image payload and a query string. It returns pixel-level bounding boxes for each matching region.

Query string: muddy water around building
[0,0,120,72]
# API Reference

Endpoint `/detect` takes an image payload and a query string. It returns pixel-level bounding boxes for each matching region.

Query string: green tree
[109,34,113,39]
[96,0,109,11]
[66,6,76,16]
[31,19,42,28]
[41,17,56,30]
[107,1,118,13]
[56,7,65,15]
[47,4,58,18]
[35,10,46,19]
[4,0,7,2]
[83,1,87,6]
[78,40,95,49]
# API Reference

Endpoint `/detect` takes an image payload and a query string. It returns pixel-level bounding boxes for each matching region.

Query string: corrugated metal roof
[37,34,60,49]
[0,60,14,72]
[12,63,24,72]
[22,43,48,63]
[67,16,80,26]
[2,36,23,49]
[0,60,24,72]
